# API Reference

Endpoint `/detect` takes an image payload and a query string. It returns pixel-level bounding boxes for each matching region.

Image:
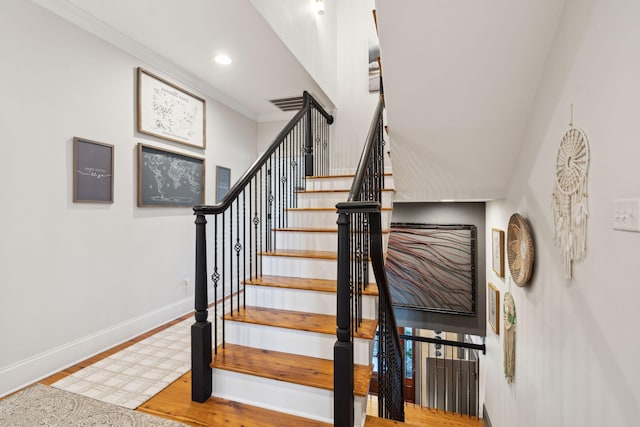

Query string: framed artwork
[386,223,477,316]
[73,137,114,203]
[368,39,380,92]
[137,143,205,207]
[215,166,231,204]
[488,282,500,334]
[492,228,505,277]
[137,67,206,149]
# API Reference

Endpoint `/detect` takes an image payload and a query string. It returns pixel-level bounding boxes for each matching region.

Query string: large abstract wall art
[386,223,477,315]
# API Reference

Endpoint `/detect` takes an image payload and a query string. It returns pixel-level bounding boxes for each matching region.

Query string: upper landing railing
[334,95,405,425]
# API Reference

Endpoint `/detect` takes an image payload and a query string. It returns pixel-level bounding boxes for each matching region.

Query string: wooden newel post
[304,91,314,177]
[334,211,354,427]
[192,213,212,403]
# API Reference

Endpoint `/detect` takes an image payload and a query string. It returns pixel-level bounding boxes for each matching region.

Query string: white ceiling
[34,0,333,121]
[376,0,565,201]
[36,0,566,201]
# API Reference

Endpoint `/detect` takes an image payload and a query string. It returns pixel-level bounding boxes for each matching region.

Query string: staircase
[207,174,395,426]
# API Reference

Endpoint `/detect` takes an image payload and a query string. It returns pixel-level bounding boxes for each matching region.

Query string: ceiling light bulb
[316,0,325,15]
[214,54,232,65]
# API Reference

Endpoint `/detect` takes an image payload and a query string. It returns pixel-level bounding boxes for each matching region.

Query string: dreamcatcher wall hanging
[552,106,590,279]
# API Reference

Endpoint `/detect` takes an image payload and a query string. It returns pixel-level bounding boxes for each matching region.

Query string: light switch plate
[612,199,640,232]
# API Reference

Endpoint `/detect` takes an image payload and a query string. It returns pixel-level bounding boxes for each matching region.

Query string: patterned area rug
[52,317,192,409]
[0,384,186,426]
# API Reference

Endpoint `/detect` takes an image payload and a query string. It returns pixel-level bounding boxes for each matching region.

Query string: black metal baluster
[230,204,233,317]
[249,180,253,282]
[236,198,241,313]
[242,189,246,309]
[221,211,226,348]
[256,167,266,277]
[213,216,219,351]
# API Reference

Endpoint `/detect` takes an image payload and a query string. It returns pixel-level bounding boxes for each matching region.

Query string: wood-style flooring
[35,308,483,427]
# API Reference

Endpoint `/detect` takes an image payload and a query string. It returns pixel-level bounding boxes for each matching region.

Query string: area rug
[52,317,192,409]
[0,384,186,426]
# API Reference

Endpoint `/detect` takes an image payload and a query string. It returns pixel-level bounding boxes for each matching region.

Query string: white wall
[0,0,257,397]
[333,0,380,174]
[250,0,338,103]
[483,0,640,425]
[257,118,292,155]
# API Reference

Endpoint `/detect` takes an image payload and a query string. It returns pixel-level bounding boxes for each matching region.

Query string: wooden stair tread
[286,207,392,211]
[212,344,371,396]
[297,188,395,194]
[244,275,379,296]
[138,372,331,427]
[260,249,337,260]
[273,227,389,234]
[224,306,377,339]
[305,173,392,179]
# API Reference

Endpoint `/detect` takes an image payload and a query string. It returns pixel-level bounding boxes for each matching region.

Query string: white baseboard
[0,297,193,398]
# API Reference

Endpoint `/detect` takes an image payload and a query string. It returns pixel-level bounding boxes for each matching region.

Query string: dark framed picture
[137,67,206,149]
[492,228,505,277]
[386,223,477,316]
[137,143,205,207]
[488,282,500,334]
[215,166,231,204]
[73,137,114,203]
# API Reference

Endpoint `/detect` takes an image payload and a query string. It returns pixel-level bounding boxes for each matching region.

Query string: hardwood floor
[34,306,482,427]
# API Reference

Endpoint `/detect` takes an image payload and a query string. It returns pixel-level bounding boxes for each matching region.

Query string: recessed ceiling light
[214,54,232,65]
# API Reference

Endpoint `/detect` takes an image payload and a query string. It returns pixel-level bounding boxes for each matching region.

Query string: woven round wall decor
[507,213,534,287]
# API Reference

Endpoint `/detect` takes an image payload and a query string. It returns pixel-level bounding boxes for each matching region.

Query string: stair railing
[191,91,333,403]
[335,96,404,425]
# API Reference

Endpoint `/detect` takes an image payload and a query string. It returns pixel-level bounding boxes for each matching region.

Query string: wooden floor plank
[224,306,377,339]
[365,397,483,427]
[139,372,331,427]
[244,275,379,296]
[212,344,372,396]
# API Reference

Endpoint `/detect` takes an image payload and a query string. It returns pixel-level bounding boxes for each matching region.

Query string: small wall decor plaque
[491,228,505,277]
[488,282,500,334]
[73,137,114,203]
[215,166,231,204]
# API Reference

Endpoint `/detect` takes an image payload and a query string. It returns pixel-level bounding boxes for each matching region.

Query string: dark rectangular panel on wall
[390,202,486,336]
[386,223,476,316]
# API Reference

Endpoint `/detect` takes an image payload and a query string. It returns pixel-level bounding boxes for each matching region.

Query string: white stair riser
[225,321,373,365]
[245,285,377,319]
[261,256,376,281]
[211,369,368,426]
[287,210,392,229]
[212,369,333,423]
[306,176,395,191]
[297,191,394,209]
[274,230,389,252]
